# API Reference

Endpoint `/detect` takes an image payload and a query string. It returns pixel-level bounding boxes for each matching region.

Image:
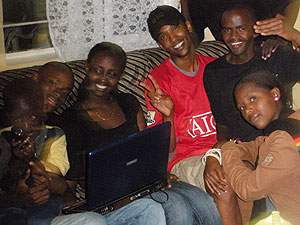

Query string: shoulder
[196,54,216,64]
[45,125,65,138]
[204,55,227,71]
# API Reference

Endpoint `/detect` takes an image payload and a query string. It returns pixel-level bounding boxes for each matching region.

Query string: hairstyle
[3,78,44,114]
[221,2,257,26]
[234,69,290,113]
[87,42,127,72]
[38,61,73,78]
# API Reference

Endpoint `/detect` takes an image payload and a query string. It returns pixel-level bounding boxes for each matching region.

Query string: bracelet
[202,148,222,165]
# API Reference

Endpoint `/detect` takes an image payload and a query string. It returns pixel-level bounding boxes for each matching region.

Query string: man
[180,0,299,50]
[143,5,217,189]
[0,62,167,225]
[203,3,300,224]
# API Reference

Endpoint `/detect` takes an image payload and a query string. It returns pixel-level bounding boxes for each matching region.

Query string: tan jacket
[222,129,300,225]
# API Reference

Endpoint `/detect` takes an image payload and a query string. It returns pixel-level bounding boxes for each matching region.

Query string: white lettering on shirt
[188,112,216,138]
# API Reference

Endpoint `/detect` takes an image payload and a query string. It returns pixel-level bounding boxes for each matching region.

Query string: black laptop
[64,122,170,215]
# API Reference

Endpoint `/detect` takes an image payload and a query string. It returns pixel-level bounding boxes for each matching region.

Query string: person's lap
[150,180,222,225]
[171,155,206,190]
[0,194,64,225]
[51,198,166,225]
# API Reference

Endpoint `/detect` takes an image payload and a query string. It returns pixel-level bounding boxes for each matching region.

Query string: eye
[250,96,256,102]
[49,80,56,87]
[239,105,245,112]
[159,33,166,41]
[222,28,231,33]
[106,72,119,78]
[172,25,179,32]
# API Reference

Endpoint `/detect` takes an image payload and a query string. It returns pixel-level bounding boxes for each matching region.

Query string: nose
[231,29,239,39]
[245,104,253,115]
[169,32,177,43]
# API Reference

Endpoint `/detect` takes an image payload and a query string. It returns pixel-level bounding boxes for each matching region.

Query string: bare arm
[180,0,200,47]
[254,14,300,48]
[137,106,147,131]
[140,75,176,153]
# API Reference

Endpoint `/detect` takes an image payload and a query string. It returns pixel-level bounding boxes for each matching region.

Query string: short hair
[147,5,186,42]
[3,78,44,114]
[87,42,127,72]
[221,2,257,26]
[234,69,288,109]
[38,61,73,78]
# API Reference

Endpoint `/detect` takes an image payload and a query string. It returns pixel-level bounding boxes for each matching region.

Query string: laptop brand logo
[126,158,138,166]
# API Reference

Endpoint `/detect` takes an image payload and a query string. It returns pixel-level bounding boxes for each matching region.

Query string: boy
[0,78,70,225]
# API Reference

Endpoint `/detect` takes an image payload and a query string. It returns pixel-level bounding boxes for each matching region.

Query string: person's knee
[0,207,27,225]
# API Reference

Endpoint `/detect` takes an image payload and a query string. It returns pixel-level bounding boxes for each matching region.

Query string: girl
[222,69,300,225]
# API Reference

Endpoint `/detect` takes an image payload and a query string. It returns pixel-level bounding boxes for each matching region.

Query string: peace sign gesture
[140,75,174,117]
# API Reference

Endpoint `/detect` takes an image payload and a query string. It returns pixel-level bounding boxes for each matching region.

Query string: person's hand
[11,137,35,161]
[204,157,228,195]
[260,39,283,60]
[166,173,179,189]
[15,167,51,206]
[30,161,51,187]
[140,75,174,117]
[254,14,297,42]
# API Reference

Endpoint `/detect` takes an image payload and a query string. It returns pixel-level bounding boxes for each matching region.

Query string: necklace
[86,97,116,121]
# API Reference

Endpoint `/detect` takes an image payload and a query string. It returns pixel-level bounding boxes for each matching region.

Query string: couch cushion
[0,41,228,114]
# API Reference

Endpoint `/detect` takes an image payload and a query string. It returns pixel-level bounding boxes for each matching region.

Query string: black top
[47,92,140,180]
[203,46,300,141]
[187,0,291,42]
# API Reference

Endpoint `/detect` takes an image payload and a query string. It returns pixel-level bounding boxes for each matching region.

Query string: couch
[0,41,229,116]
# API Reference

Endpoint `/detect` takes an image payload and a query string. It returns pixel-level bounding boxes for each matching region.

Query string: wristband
[202,148,222,165]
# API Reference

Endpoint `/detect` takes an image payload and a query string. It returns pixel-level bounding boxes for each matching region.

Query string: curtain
[46,0,180,62]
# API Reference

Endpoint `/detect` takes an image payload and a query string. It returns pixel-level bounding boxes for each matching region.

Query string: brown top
[222,111,300,224]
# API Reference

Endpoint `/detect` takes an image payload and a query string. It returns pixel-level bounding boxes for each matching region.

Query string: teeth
[174,41,184,49]
[96,84,107,89]
[232,41,242,46]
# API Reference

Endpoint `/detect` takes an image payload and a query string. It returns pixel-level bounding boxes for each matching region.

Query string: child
[221,69,300,225]
[0,78,69,192]
[0,78,72,225]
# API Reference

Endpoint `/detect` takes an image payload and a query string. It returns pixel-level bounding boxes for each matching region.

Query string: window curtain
[46,0,180,62]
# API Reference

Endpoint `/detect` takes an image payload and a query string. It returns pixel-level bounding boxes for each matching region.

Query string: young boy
[0,78,70,225]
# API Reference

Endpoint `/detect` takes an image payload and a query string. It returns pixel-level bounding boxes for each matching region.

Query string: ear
[157,42,166,51]
[271,87,281,100]
[85,61,90,74]
[185,20,193,33]
[32,72,39,82]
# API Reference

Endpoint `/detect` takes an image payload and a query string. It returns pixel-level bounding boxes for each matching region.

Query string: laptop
[63,122,171,215]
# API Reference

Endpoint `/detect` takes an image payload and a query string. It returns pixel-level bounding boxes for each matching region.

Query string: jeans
[0,194,64,225]
[51,198,166,225]
[150,180,222,225]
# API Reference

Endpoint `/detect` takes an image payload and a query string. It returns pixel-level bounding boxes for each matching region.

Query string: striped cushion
[0,41,228,115]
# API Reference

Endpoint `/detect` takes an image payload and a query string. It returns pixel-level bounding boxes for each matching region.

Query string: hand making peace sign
[140,75,174,118]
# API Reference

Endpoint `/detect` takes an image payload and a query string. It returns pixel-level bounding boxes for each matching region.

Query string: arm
[256,0,300,59]
[254,14,300,49]
[222,131,298,201]
[180,0,200,47]
[0,162,51,207]
[40,132,70,176]
[140,75,176,154]
[137,106,146,131]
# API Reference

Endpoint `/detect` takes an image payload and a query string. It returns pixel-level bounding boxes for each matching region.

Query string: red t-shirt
[145,54,217,171]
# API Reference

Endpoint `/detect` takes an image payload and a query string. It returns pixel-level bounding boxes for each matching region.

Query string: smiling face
[157,20,193,59]
[33,64,74,113]
[235,82,282,129]
[221,8,258,64]
[86,52,123,98]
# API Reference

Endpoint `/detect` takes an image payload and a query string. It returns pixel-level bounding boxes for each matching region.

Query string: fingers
[261,39,280,60]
